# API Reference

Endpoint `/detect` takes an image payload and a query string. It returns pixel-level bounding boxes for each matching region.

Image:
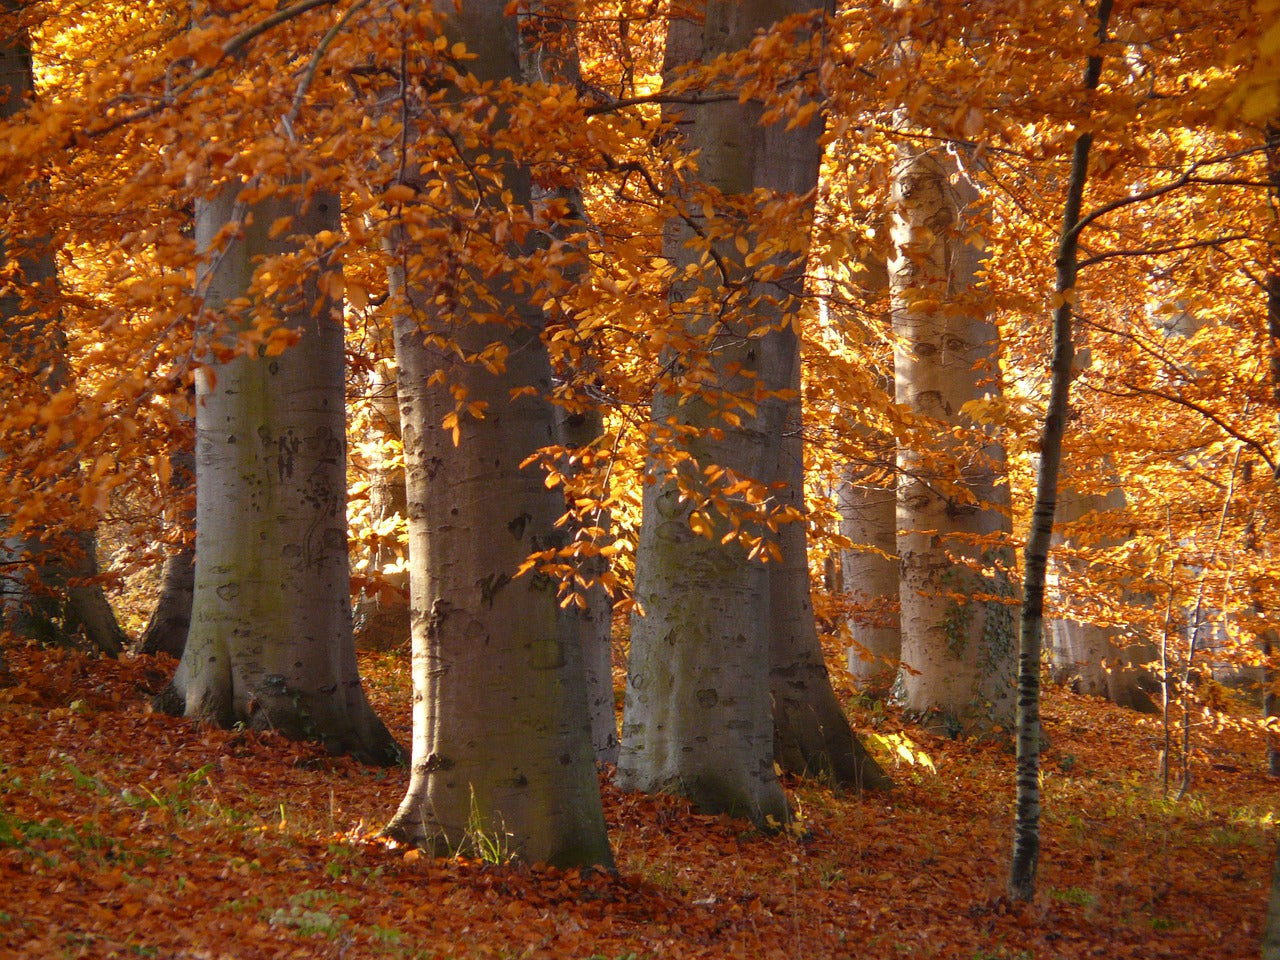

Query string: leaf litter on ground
[0,642,1272,959]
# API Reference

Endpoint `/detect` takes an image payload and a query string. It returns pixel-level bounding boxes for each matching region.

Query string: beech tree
[1048,476,1157,713]
[1,0,1275,911]
[616,0,889,822]
[837,466,899,695]
[0,16,125,657]
[381,1,611,867]
[769,367,890,790]
[888,138,1015,735]
[524,1,619,766]
[136,443,195,659]
[161,179,399,764]
[350,353,410,653]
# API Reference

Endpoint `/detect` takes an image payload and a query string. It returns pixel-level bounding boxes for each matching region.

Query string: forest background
[1,0,1279,957]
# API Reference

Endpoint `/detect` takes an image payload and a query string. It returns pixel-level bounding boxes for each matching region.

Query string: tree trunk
[1267,837,1280,960]
[0,15,125,657]
[1010,0,1113,901]
[381,2,612,868]
[890,144,1015,735]
[555,403,620,767]
[1049,480,1157,713]
[617,0,833,826]
[352,356,411,652]
[1264,120,1280,777]
[838,460,900,696]
[137,446,195,659]
[162,183,400,765]
[769,365,891,791]
[520,2,619,767]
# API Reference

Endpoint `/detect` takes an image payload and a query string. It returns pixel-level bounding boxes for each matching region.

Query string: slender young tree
[1265,119,1280,776]
[1010,0,1114,902]
[382,1,612,867]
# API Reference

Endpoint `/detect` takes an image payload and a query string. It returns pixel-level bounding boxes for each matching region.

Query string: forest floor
[0,642,1273,960]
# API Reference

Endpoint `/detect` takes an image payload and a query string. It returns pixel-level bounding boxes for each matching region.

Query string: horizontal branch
[1078,232,1250,269]
[1093,382,1277,475]
[1067,147,1267,242]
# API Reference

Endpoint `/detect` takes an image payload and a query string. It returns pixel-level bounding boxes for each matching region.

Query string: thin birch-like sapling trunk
[1010,0,1113,901]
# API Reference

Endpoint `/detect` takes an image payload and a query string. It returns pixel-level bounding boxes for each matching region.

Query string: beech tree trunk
[890,144,1015,734]
[618,0,833,825]
[162,184,400,765]
[555,403,620,767]
[0,18,125,657]
[352,356,411,652]
[381,2,611,867]
[520,3,619,767]
[1049,480,1157,713]
[769,370,891,791]
[137,446,195,659]
[838,460,900,696]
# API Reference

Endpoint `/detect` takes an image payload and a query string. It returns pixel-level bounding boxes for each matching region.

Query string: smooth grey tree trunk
[838,460,900,696]
[0,18,125,657]
[352,356,411,652]
[769,366,892,791]
[162,183,400,765]
[137,446,195,659]
[1048,479,1157,713]
[381,1,611,868]
[618,0,833,825]
[890,143,1015,735]
[520,3,619,767]
[555,403,620,767]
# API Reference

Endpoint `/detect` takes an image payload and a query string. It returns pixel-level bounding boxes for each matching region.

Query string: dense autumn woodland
[2,0,1280,956]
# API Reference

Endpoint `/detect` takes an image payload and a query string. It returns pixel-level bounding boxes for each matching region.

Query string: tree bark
[769,362,892,791]
[1264,120,1280,777]
[1048,479,1157,713]
[890,143,1015,735]
[352,356,411,652]
[381,2,612,867]
[0,13,126,657]
[555,403,620,767]
[838,459,900,696]
[520,1,619,767]
[138,445,195,659]
[617,0,834,826]
[162,183,400,765]
[1010,0,1113,901]
[1265,834,1280,960]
